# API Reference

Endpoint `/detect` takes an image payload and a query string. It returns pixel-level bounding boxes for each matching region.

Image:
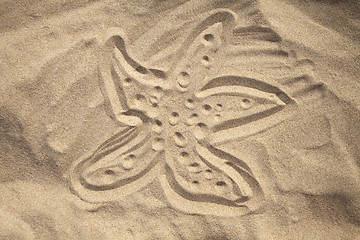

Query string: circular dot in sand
[241,98,253,109]
[152,119,163,134]
[148,103,159,118]
[174,132,187,148]
[124,77,132,85]
[204,34,214,42]
[201,55,211,67]
[153,86,163,95]
[169,112,180,125]
[215,181,227,187]
[134,94,147,107]
[194,123,209,140]
[152,138,164,151]
[203,169,214,180]
[149,95,158,104]
[178,151,190,164]
[104,169,116,175]
[202,104,212,114]
[214,113,221,122]
[185,98,195,109]
[150,86,164,101]
[215,103,223,111]
[177,72,190,88]
[187,162,202,173]
[186,113,199,125]
[122,154,136,170]
[214,180,232,195]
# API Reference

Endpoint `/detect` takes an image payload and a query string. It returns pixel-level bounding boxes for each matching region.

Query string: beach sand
[0,0,359,239]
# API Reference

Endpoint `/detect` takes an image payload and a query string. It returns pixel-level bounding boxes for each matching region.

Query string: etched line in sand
[232,26,282,43]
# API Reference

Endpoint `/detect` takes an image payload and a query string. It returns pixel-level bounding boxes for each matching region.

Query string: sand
[0,0,359,239]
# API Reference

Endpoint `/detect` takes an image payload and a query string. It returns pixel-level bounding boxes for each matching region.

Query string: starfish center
[147,84,211,153]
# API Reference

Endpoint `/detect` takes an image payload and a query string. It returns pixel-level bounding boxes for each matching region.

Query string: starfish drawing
[69,9,303,217]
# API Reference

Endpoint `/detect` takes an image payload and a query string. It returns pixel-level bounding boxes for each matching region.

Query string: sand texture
[0,0,360,239]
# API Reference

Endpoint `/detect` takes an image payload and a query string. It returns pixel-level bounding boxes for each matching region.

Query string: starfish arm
[188,22,319,145]
[160,142,263,217]
[99,28,168,126]
[192,23,320,145]
[194,75,294,146]
[69,126,163,203]
[167,10,237,92]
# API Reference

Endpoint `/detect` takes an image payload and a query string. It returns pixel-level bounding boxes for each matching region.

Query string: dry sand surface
[0,0,360,239]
